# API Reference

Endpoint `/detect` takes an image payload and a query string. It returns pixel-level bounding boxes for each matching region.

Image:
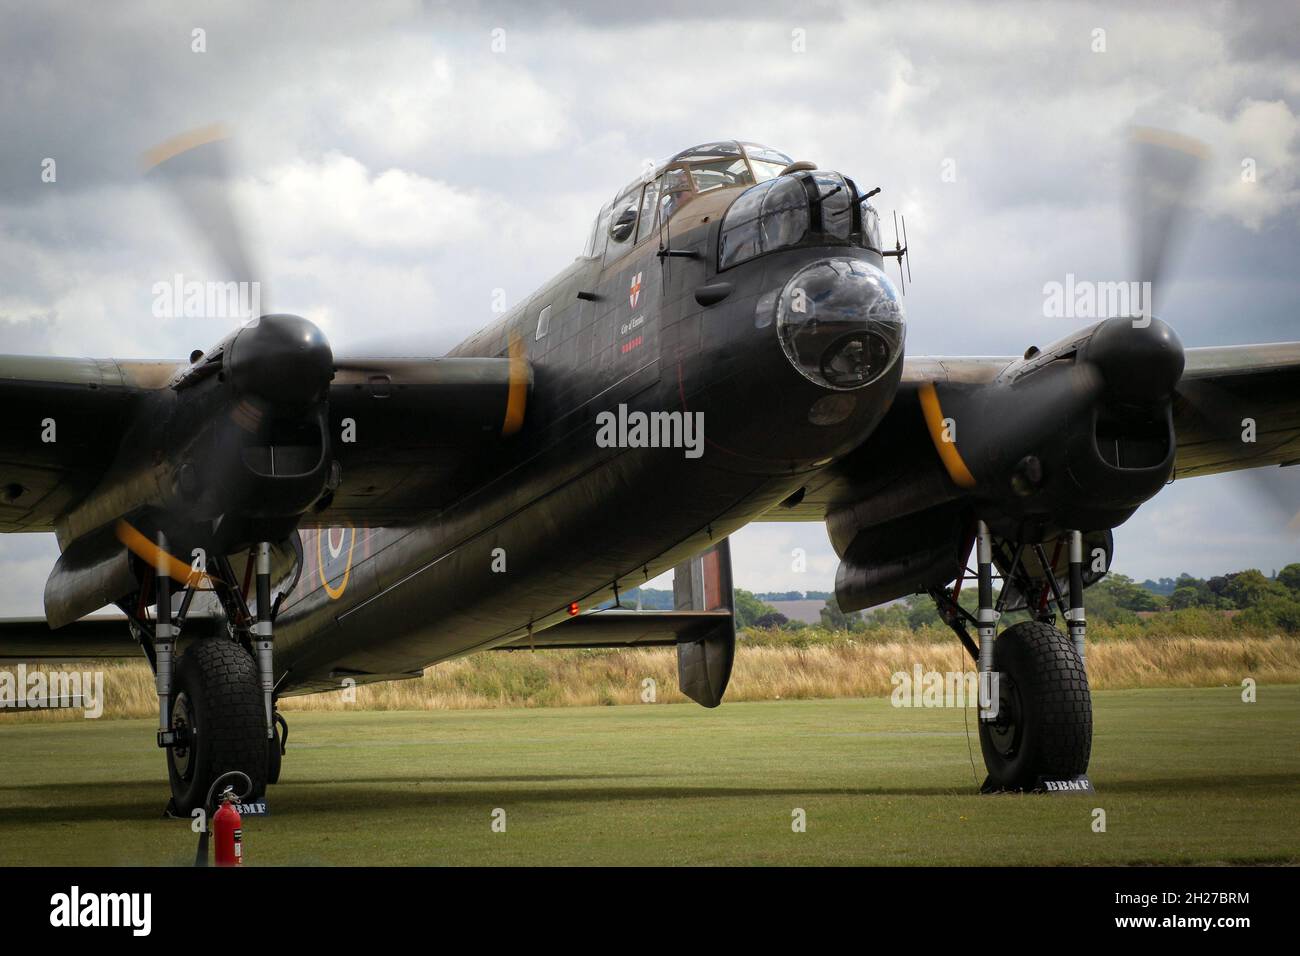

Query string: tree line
[730,565,1300,635]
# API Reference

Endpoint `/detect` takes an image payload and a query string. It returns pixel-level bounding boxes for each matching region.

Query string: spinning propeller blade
[142,124,265,305]
[1125,127,1298,529]
[1128,126,1209,315]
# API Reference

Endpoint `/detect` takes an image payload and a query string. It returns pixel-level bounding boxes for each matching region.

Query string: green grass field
[2,686,1298,866]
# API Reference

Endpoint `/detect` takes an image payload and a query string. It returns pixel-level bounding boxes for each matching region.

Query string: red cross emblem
[629,272,642,308]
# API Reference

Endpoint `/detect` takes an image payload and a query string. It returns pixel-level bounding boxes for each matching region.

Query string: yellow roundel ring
[317,526,356,600]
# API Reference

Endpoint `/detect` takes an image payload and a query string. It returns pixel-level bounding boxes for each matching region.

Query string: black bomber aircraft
[1,131,1297,812]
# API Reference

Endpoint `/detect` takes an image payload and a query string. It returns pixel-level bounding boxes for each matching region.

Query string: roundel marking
[317,525,356,600]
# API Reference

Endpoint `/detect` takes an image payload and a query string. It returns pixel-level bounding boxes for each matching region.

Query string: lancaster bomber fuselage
[269,141,906,693]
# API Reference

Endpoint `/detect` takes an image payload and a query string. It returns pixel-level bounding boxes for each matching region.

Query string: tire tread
[978,620,1092,789]
[169,639,267,813]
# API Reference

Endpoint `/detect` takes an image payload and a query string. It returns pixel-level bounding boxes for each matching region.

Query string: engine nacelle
[57,314,336,559]
[923,316,1184,540]
[44,523,138,628]
[825,317,1183,613]
[833,505,966,612]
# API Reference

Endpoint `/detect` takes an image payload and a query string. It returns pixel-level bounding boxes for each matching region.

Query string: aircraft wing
[762,355,1012,522]
[0,614,225,661]
[1169,343,1300,478]
[0,356,172,533]
[0,351,531,534]
[898,345,1300,480]
[766,344,1300,522]
[0,616,139,660]
[304,354,532,526]
[493,609,733,650]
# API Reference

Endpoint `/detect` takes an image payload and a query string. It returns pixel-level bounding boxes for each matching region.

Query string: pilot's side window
[689,157,752,194]
[659,167,693,225]
[535,304,552,341]
[605,189,640,262]
[589,203,612,260]
[636,178,660,244]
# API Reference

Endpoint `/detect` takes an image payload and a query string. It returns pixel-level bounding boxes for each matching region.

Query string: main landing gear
[121,535,287,815]
[167,639,267,813]
[929,523,1093,792]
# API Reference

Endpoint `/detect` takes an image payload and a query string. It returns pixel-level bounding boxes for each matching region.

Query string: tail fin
[672,538,735,707]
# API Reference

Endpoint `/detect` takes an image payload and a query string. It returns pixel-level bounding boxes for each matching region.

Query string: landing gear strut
[122,537,283,815]
[153,534,177,749]
[931,524,1093,792]
[253,541,276,742]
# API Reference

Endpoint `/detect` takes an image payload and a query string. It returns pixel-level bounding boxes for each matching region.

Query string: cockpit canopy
[717,169,883,270]
[582,141,798,258]
[581,141,885,266]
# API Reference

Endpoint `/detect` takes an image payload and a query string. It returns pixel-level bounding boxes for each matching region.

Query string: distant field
[1,687,1297,865]
[5,633,1299,718]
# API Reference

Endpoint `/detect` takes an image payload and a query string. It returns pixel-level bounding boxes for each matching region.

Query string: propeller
[943,126,1292,534]
[1122,126,1298,529]
[142,124,264,302]
[1068,126,1207,405]
[143,127,334,413]
[133,125,531,552]
[124,127,336,575]
[143,124,530,433]
[1128,126,1210,315]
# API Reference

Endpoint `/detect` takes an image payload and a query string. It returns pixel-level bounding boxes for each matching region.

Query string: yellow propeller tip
[1129,126,1211,160]
[140,123,231,172]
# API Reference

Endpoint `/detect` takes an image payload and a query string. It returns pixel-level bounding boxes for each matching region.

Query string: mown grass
[3,631,1298,720]
[0,687,1297,866]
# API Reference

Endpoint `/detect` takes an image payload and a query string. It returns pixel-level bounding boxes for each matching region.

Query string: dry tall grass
[3,632,1297,722]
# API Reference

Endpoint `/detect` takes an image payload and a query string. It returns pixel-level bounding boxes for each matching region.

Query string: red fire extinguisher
[212,792,243,867]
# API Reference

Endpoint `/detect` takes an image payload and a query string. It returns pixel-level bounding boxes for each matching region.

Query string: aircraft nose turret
[774,257,906,391]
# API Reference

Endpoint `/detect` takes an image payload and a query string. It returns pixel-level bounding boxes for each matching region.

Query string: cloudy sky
[1,0,1297,612]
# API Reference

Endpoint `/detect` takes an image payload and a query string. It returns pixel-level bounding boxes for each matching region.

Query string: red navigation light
[567,602,580,616]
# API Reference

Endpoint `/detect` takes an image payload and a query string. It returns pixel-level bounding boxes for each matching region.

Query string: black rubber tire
[267,714,283,786]
[977,620,1092,791]
[166,639,268,815]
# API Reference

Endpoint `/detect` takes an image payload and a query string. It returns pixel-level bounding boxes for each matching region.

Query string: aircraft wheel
[978,620,1091,791]
[167,639,268,815]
